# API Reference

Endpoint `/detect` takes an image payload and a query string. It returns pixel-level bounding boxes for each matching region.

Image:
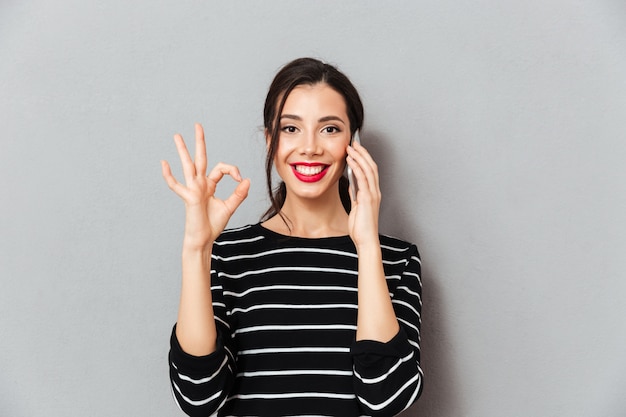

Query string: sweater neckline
[253,223,353,244]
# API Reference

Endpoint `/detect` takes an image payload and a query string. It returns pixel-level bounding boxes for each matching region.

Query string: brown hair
[261,57,364,222]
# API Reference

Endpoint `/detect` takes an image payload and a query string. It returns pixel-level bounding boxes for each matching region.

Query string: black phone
[347,130,360,201]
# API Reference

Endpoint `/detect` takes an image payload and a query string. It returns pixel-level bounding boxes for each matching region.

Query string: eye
[281,125,298,133]
[322,126,341,134]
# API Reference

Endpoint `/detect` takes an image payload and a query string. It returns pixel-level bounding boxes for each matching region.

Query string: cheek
[332,141,350,159]
[273,142,294,171]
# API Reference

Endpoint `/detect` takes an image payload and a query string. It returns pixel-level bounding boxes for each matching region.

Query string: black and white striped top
[169,223,423,417]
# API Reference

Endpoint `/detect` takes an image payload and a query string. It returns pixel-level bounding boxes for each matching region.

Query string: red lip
[291,162,329,183]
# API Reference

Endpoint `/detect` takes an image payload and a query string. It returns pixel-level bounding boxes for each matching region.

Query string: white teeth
[295,165,325,176]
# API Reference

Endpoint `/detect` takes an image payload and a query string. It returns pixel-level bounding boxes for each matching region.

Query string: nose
[300,130,322,156]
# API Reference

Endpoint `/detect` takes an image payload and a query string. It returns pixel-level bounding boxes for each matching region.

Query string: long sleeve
[169,252,237,417]
[351,243,423,416]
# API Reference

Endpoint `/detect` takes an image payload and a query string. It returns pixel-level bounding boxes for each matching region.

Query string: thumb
[223,178,250,213]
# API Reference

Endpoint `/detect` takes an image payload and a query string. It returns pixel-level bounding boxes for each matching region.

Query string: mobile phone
[347,130,360,201]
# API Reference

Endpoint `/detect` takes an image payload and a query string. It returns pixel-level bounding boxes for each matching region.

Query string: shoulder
[379,234,421,264]
[215,224,263,244]
[212,224,267,256]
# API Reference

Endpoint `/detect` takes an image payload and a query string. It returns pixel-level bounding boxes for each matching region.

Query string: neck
[265,191,349,238]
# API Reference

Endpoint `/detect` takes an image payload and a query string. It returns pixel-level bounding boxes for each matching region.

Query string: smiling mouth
[291,163,330,182]
[293,164,327,175]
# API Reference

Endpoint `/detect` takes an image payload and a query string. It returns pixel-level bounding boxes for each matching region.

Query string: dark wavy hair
[261,57,364,222]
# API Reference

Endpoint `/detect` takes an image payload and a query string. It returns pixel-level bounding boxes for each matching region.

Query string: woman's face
[271,82,351,203]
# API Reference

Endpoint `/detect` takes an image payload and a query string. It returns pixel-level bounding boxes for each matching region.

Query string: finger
[161,159,175,185]
[173,133,197,182]
[161,160,185,195]
[348,155,382,206]
[194,123,207,176]
[350,142,379,184]
[347,146,379,195]
[222,178,251,214]
[354,145,380,194]
[346,155,366,190]
[207,162,243,185]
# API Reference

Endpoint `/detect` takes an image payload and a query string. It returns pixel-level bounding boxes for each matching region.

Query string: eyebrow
[280,114,347,124]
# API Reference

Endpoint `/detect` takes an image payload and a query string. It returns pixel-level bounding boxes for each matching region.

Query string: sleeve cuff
[350,326,412,364]
[169,324,226,374]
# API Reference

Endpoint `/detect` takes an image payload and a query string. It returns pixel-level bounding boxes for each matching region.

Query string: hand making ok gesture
[161,123,250,249]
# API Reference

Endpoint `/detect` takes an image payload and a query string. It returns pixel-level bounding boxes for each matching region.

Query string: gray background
[1,1,625,416]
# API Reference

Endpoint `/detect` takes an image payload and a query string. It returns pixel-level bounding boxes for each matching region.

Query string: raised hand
[161,123,250,249]
[346,140,381,248]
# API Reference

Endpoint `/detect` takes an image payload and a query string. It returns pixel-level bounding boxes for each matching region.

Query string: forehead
[282,83,348,116]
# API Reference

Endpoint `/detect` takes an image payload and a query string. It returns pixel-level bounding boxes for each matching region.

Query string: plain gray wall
[2,1,625,416]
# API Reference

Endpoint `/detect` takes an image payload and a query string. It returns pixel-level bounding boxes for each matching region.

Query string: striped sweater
[169,223,423,416]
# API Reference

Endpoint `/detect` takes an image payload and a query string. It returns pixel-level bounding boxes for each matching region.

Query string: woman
[161,58,423,416]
